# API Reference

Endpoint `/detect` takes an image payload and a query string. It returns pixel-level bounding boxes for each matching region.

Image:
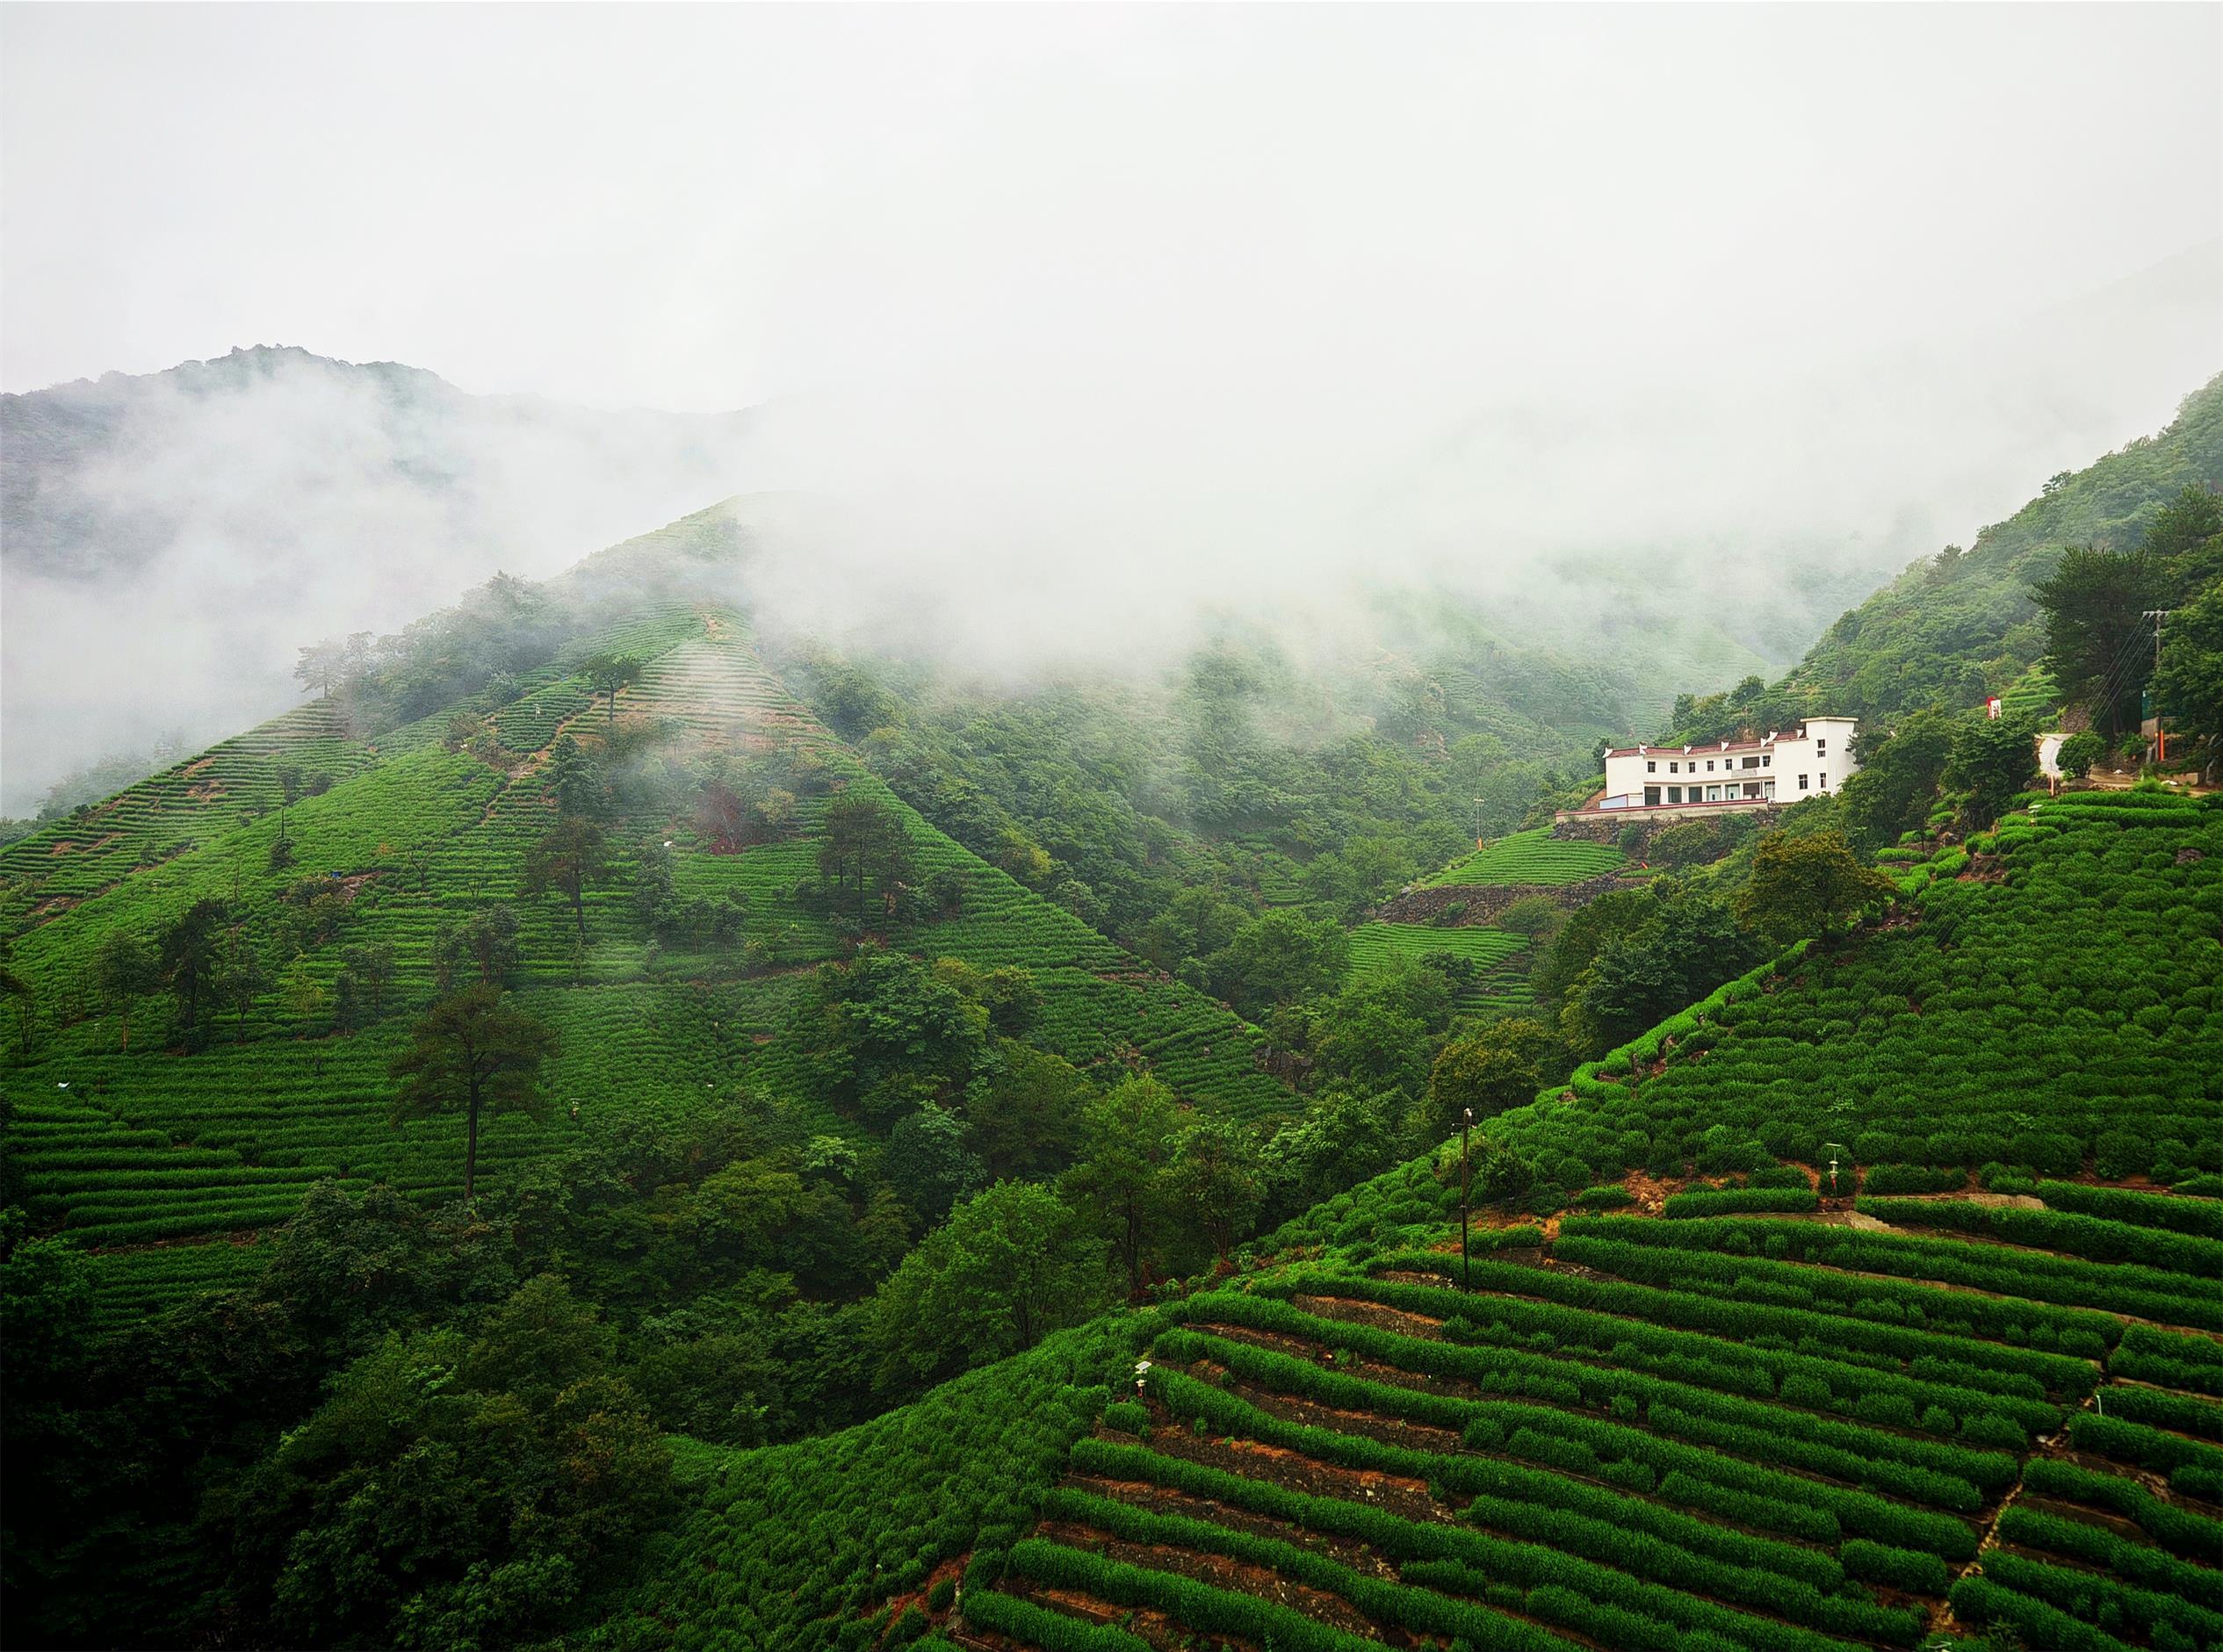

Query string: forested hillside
[6,397,2222,1652]
[0,509,1334,1644]
[604,789,2221,1652]
[1668,373,2223,739]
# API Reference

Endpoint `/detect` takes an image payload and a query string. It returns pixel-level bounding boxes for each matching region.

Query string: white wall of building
[1599,717,1859,810]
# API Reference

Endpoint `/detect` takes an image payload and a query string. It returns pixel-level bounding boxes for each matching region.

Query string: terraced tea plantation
[970,1181,2220,1652]
[1419,827,1628,889]
[2,599,1293,1320]
[644,790,2219,1652]
[1345,920,1534,1013]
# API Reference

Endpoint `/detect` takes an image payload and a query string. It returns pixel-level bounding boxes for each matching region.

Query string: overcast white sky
[2,4,2220,812]
[4,4,2218,413]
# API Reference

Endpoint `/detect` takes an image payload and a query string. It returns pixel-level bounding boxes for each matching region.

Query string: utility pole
[2143,611,2170,762]
[1461,1107,1473,1292]
[1473,797,1484,848]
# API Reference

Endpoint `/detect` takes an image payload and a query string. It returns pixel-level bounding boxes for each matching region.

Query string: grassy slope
[3,582,1291,1325]
[620,790,2222,1652]
[1339,830,1635,1014]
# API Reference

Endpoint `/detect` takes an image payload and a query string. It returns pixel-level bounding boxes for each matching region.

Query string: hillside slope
[1765,373,2223,728]
[1,560,1291,1326]
[612,789,2222,1651]
[1,344,759,814]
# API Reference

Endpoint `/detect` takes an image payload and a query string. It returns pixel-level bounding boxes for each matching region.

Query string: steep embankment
[616,790,2222,1652]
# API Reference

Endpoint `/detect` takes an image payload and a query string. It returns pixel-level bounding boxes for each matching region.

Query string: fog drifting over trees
[3,4,2218,811]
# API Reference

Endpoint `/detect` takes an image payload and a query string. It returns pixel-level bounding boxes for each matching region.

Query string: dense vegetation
[5,377,2221,1652]
[1664,372,2222,745]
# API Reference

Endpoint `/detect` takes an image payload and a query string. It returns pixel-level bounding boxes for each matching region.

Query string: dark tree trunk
[465,1075,481,1204]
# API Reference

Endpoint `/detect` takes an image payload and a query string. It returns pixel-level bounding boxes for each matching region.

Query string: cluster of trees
[292,572,585,735]
[782,632,1600,955]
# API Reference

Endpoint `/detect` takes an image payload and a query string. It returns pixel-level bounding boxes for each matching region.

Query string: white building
[1590,717,1859,815]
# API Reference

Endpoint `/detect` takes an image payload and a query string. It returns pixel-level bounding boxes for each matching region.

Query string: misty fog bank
[3,5,2217,814]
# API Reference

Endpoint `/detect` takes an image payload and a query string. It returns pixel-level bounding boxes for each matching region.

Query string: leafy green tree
[1735,830,1897,949]
[91,930,161,1051]
[884,1103,986,1228]
[389,985,556,1203]
[963,1042,1092,1179]
[1065,1075,1181,1298]
[218,924,270,1043]
[2054,730,2105,779]
[1563,885,1764,1057]
[292,638,351,699]
[1837,710,1955,851]
[431,906,520,992]
[2140,485,2223,599]
[2033,547,2163,736]
[225,1278,669,1650]
[1310,970,1442,1098]
[1136,885,1250,975]
[1258,1090,1398,1221]
[523,814,610,944]
[580,651,645,725]
[1166,1115,1266,1259]
[1426,1017,1560,1138]
[336,942,395,1023]
[1945,709,2039,828]
[634,836,676,934]
[868,1181,1107,1394]
[1528,888,1648,1012]
[545,734,610,818]
[810,946,989,1122]
[281,956,330,1032]
[2153,580,2223,750]
[817,792,914,922]
[1204,910,1349,1020]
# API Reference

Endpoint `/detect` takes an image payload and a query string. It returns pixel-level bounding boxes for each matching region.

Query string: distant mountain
[1,346,756,812]
[1,344,755,580]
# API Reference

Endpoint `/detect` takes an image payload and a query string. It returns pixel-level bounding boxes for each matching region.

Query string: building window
[1644,786,1661,806]
[1668,786,1683,803]
[1742,756,1760,769]
[1820,771,1828,789]
[1707,784,1723,801]
[1646,761,1656,773]
[1706,760,1716,771]
[1670,761,1680,773]
[1798,774,1809,790]
[1762,754,1771,767]
[1816,739,1828,756]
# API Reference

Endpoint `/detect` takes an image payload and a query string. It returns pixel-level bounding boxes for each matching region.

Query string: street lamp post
[1461,1107,1473,1292]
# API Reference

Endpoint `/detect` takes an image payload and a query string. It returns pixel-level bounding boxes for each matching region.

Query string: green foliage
[389,985,557,1204]
[868,1180,1109,1396]
[2154,575,2223,746]
[226,1277,672,1649]
[1204,908,1349,1020]
[1735,829,1896,948]
[2056,729,2107,778]
[1840,712,1960,852]
[1945,709,2040,827]
[2034,547,2166,737]
[1428,1017,1561,1136]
